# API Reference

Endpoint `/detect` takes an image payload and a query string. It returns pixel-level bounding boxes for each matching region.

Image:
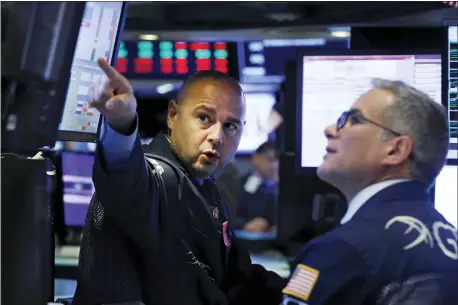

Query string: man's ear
[382,135,413,166]
[167,100,179,130]
[252,153,260,167]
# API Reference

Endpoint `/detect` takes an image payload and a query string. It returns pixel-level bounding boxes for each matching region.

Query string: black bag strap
[144,154,185,208]
[144,154,217,224]
[143,154,216,281]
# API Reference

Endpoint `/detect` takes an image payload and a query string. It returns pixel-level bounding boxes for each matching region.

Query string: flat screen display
[447,25,458,160]
[117,40,236,79]
[58,1,126,142]
[298,52,442,168]
[237,92,277,153]
[238,39,349,84]
[434,164,457,228]
[61,152,95,227]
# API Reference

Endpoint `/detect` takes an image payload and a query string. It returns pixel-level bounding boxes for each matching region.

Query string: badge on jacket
[212,206,219,219]
[222,221,231,247]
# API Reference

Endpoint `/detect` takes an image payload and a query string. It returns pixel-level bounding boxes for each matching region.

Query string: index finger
[97,58,120,80]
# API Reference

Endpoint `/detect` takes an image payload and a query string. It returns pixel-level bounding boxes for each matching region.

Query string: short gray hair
[371,78,449,189]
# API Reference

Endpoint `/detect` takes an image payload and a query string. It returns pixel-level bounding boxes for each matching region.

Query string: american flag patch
[282,264,320,301]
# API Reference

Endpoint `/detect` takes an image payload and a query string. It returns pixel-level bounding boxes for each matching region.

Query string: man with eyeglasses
[281,79,457,305]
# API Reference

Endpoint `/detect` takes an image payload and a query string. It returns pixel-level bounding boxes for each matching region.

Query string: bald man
[73,59,284,305]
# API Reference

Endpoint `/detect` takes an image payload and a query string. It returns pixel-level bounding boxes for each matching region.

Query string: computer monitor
[237,92,278,154]
[296,50,442,169]
[238,38,349,84]
[434,164,457,228]
[57,1,128,142]
[445,22,458,161]
[61,151,95,227]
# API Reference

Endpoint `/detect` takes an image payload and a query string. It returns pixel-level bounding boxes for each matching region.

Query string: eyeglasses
[336,109,402,137]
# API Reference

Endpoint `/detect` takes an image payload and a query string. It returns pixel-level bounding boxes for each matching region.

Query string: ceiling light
[139,34,159,41]
[266,13,300,22]
[156,83,174,94]
[330,30,351,38]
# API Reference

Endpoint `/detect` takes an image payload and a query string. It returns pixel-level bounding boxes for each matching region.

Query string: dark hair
[255,142,277,155]
[176,70,243,104]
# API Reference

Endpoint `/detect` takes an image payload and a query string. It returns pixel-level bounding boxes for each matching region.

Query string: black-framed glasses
[336,109,402,137]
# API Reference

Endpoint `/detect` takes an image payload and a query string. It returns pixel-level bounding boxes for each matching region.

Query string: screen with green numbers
[116,40,238,79]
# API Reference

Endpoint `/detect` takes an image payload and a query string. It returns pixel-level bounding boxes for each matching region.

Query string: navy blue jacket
[282,181,458,305]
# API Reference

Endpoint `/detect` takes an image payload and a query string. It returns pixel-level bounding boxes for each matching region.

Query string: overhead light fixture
[156,83,174,95]
[330,30,351,38]
[139,34,159,41]
[266,13,300,22]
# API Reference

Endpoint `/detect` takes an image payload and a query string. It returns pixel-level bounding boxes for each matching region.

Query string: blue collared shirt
[98,117,137,166]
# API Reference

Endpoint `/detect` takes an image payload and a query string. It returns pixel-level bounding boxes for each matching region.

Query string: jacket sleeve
[93,117,161,252]
[224,236,287,305]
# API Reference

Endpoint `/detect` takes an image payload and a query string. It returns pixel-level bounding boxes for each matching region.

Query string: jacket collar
[146,133,206,185]
[341,179,410,225]
[344,180,431,224]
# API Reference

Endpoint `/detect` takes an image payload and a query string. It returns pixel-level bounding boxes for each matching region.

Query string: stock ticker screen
[448,26,457,140]
[116,40,235,79]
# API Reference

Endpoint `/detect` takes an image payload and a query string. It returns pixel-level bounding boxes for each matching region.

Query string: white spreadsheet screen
[300,54,442,168]
[435,165,457,228]
[59,1,123,134]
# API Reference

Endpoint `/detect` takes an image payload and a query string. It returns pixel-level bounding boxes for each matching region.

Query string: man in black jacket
[73,59,285,305]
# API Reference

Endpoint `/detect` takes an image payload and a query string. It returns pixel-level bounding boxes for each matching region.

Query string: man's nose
[324,123,338,140]
[208,123,224,145]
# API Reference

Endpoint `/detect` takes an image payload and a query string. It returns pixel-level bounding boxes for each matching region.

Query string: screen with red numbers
[116,40,238,79]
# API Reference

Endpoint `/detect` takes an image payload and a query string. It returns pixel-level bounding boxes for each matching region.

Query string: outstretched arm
[90,59,161,251]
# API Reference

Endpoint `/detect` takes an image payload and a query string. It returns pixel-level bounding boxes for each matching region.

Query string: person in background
[73,59,285,305]
[281,78,457,305]
[235,142,279,232]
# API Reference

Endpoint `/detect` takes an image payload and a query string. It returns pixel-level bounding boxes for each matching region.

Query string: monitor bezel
[295,48,442,173]
[56,1,129,143]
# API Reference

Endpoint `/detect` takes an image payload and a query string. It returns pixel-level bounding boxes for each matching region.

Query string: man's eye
[225,123,237,133]
[349,115,363,124]
[199,115,210,123]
